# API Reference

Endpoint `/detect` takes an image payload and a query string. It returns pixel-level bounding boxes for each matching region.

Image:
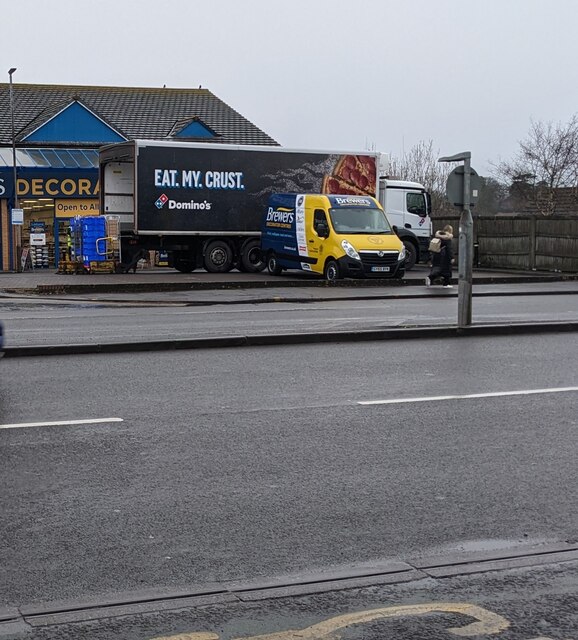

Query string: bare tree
[475,176,508,214]
[493,115,578,214]
[388,140,457,214]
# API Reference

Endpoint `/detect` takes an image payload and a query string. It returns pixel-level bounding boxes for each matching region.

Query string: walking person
[426,225,454,288]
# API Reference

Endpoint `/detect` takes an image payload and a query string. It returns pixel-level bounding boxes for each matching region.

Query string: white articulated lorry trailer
[99,140,432,273]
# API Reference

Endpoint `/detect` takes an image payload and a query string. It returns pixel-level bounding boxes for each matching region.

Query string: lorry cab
[261,193,405,281]
[379,178,432,269]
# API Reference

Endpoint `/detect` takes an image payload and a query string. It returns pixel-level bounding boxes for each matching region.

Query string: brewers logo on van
[261,193,406,281]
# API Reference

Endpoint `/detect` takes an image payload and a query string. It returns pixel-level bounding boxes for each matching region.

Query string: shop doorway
[21,199,55,268]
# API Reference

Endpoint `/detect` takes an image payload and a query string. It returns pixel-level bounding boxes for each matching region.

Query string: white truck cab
[378,177,432,269]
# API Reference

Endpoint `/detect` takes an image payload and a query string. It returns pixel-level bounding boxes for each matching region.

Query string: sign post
[439,152,480,328]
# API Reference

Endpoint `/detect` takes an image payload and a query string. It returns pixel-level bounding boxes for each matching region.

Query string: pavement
[1,264,577,298]
[1,265,578,356]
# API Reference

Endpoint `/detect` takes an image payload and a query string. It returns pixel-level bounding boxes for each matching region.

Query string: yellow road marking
[150,601,510,639]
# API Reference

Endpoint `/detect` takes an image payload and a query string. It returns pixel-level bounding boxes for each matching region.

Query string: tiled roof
[0,83,278,147]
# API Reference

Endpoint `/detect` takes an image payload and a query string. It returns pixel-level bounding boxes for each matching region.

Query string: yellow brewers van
[261,193,406,280]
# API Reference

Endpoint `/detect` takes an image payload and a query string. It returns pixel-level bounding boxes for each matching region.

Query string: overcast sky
[5,0,578,174]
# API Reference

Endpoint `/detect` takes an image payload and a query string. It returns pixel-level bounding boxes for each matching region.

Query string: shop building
[0,83,277,271]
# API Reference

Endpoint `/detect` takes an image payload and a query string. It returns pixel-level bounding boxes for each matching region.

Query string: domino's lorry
[262,194,406,280]
[98,140,431,274]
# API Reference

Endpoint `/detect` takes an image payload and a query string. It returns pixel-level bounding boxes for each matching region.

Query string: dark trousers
[429,266,451,285]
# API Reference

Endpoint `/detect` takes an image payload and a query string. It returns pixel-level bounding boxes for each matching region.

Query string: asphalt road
[1,334,577,616]
[1,288,578,347]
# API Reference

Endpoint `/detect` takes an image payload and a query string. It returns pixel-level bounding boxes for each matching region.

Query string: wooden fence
[432,215,578,273]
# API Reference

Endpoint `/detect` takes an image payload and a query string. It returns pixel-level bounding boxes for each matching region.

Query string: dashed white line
[358,386,578,406]
[0,418,124,430]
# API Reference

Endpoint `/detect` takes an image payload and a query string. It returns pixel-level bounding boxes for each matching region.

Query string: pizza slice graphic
[322,154,377,196]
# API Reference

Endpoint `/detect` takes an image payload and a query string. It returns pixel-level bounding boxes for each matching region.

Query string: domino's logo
[155,193,169,209]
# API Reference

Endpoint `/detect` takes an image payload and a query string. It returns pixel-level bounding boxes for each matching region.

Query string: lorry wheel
[204,240,233,273]
[173,257,195,273]
[403,241,417,270]
[267,253,282,276]
[240,239,265,273]
[324,260,340,282]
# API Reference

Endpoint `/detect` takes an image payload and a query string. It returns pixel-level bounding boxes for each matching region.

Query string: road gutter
[5,543,578,628]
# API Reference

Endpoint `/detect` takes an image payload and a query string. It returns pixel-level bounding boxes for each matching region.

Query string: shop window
[37,150,65,168]
[26,149,51,166]
[68,149,97,168]
[54,150,76,167]
[21,201,56,268]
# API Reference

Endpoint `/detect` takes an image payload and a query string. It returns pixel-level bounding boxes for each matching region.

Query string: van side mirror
[317,222,329,238]
[392,225,399,235]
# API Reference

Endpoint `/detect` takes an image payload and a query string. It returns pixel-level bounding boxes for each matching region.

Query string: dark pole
[8,67,21,270]
[8,68,18,209]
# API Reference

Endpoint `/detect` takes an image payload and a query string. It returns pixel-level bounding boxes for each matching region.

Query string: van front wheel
[324,260,340,282]
[267,253,282,276]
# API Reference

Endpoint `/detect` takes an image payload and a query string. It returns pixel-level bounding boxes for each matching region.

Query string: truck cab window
[406,192,427,217]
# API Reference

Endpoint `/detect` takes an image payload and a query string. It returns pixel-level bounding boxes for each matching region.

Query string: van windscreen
[329,207,393,234]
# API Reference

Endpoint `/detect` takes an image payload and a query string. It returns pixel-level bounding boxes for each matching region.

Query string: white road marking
[359,386,578,406]
[0,418,124,430]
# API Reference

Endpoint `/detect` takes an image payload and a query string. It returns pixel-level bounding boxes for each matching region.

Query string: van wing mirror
[317,222,329,238]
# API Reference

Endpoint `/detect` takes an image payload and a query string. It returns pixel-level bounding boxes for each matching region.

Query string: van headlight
[398,245,406,261]
[341,239,360,261]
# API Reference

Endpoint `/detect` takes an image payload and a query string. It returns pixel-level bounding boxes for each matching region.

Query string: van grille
[359,251,399,267]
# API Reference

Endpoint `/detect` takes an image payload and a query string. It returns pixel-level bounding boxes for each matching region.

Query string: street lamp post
[8,68,18,209]
[439,151,476,328]
[8,67,21,270]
